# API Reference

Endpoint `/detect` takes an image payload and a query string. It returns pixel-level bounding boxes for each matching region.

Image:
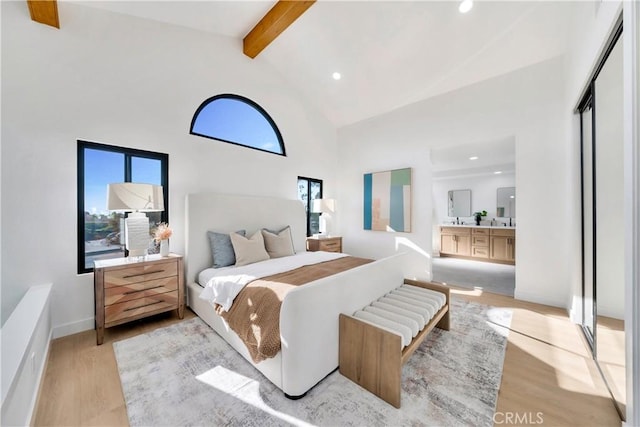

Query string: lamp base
[125,212,149,257]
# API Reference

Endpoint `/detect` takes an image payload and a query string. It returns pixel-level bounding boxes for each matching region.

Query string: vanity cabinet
[440,227,471,256]
[439,226,515,265]
[490,229,516,263]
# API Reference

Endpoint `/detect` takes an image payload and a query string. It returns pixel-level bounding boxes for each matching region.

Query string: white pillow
[261,226,295,258]
[230,231,270,266]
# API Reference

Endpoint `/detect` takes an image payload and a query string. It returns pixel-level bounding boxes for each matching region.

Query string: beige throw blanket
[217,256,373,363]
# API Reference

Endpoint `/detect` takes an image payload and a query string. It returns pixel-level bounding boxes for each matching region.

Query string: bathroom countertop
[440,224,516,229]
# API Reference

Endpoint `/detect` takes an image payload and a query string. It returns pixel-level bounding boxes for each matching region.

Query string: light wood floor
[32,289,622,426]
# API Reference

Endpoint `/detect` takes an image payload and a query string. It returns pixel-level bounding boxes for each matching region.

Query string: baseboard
[52,317,94,339]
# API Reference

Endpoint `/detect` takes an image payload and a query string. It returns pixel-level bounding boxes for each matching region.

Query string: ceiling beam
[27,0,60,28]
[243,0,315,59]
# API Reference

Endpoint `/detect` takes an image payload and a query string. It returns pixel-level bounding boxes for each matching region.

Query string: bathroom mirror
[447,189,471,217]
[496,187,516,218]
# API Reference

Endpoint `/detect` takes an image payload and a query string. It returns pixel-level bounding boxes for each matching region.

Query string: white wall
[336,131,433,281]
[432,172,515,253]
[0,2,337,333]
[337,57,572,308]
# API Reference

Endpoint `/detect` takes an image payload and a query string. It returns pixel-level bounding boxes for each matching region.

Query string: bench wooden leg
[339,314,402,408]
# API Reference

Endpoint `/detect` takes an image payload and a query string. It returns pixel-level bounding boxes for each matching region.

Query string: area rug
[113,297,512,427]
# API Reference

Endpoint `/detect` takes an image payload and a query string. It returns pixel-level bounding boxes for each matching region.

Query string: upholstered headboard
[185,193,307,285]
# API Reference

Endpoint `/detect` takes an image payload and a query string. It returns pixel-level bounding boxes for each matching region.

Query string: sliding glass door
[578,19,625,419]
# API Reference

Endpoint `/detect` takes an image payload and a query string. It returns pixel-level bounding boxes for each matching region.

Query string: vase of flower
[154,222,172,257]
[160,239,169,256]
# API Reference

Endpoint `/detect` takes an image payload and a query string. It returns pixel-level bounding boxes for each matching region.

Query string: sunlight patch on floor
[450,286,484,296]
[196,366,313,427]
[486,307,511,337]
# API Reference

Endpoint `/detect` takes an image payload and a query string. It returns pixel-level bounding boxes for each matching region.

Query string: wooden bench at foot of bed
[338,279,450,408]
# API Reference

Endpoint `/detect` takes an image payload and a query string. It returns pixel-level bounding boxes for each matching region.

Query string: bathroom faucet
[456,217,459,225]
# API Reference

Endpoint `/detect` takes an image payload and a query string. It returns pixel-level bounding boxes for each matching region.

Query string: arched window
[190,94,286,156]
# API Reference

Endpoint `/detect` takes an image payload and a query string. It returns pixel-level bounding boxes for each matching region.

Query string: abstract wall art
[363,168,412,232]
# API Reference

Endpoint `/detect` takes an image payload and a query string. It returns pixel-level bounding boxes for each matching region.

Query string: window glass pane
[297,178,309,212]
[132,157,161,184]
[310,182,322,200]
[297,177,322,237]
[309,181,322,235]
[83,149,126,269]
[191,95,284,155]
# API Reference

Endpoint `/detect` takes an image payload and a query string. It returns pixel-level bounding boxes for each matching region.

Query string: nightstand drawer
[307,236,342,253]
[319,240,341,251]
[105,290,179,325]
[104,260,177,288]
[104,276,178,306]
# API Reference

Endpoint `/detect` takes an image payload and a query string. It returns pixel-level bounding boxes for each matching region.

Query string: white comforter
[198,251,347,312]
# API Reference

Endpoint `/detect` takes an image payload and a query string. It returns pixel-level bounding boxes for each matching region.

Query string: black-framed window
[297,176,323,236]
[190,93,286,156]
[77,141,169,274]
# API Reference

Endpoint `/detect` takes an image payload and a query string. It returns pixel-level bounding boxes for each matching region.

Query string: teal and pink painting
[363,168,412,232]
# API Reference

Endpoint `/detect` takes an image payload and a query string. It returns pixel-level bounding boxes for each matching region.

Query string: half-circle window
[190,94,286,156]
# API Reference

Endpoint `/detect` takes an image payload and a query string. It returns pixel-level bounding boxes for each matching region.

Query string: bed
[185,192,411,398]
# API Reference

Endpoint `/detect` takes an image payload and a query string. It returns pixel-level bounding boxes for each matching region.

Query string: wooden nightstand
[306,236,342,253]
[93,253,184,345]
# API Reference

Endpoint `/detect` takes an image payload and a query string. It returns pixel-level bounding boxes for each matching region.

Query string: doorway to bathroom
[431,138,516,297]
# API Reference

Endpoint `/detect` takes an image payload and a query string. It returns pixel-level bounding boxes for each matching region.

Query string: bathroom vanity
[440,225,515,265]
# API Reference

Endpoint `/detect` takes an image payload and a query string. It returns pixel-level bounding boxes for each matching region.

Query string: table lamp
[312,198,336,237]
[107,183,164,257]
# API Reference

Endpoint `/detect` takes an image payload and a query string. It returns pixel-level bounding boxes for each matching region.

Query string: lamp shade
[311,198,336,214]
[107,183,164,212]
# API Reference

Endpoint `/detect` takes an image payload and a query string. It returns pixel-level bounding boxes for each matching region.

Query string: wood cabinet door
[441,235,457,254]
[490,236,510,260]
[456,235,471,256]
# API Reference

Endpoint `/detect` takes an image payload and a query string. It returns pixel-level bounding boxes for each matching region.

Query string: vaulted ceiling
[43,0,576,135]
[77,1,575,129]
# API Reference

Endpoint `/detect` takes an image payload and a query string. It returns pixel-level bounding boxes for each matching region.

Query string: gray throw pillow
[207,230,246,268]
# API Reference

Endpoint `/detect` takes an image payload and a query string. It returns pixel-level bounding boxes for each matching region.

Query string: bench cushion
[400,284,447,307]
[363,306,420,337]
[353,310,412,347]
[371,301,426,330]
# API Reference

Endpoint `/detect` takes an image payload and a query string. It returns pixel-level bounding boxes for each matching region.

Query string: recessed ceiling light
[469,156,479,160]
[494,171,502,174]
[510,195,515,199]
[459,0,473,13]
[332,72,341,80]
